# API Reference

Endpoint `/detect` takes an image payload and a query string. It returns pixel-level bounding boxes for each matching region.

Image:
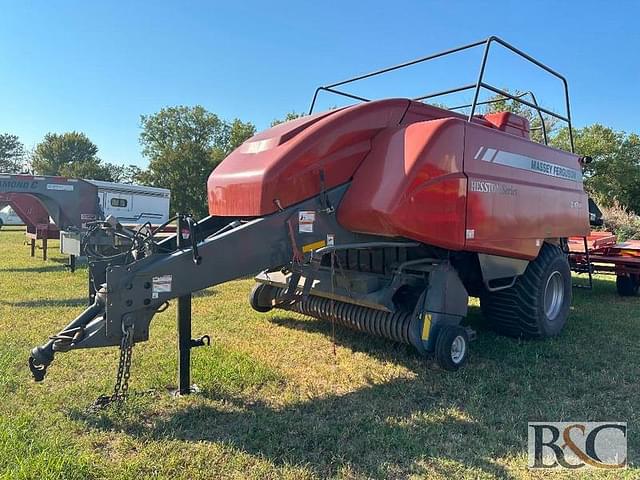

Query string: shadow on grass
[71,376,513,479]
[0,226,26,231]
[0,264,65,273]
[68,309,513,478]
[0,297,87,307]
[193,288,217,299]
[0,259,88,273]
[47,256,87,267]
[68,276,638,478]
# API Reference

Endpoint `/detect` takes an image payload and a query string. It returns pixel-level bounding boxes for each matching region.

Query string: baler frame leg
[174,214,210,395]
[176,213,193,395]
[176,292,194,395]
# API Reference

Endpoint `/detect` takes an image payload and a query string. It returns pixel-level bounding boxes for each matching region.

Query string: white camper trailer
[58,180,171,260]
[0,205,23,228]
[88,180,170,226]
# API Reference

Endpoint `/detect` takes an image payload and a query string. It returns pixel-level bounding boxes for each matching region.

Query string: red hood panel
[207,99,411,216]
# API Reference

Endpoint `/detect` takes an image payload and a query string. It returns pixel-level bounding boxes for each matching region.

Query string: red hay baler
[29,37,594,395]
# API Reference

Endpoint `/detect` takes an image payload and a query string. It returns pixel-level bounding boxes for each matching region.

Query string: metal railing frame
[308,36,573,152]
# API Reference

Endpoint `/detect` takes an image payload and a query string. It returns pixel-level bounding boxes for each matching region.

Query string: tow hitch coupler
[28,290,106,382]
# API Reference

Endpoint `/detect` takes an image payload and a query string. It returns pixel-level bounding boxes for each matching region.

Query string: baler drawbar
[29,37,593,394]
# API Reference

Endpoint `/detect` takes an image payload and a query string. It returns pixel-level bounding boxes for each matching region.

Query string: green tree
[270,111,303,127]
[60,158,116,180]
[0,134,27,173]
[552,125,640,213]
[32,131,121,181]
[110,164,144,184]
[32,132,98,175]
[139,105,256,218]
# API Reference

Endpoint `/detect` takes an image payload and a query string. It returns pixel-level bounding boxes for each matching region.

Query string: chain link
[89,324,134,411]
[330,251,337,357]
[112,324,134,402]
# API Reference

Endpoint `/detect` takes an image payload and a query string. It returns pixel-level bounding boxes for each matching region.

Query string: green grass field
[0,228,638,479]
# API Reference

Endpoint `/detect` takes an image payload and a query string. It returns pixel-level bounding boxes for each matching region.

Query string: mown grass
[0,228,638,479]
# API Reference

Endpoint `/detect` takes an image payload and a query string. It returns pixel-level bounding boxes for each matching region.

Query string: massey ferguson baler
[29,37,592,397]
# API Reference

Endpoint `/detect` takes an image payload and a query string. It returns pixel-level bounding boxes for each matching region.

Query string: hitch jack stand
[177,293,195,395]
[174,214,210,396]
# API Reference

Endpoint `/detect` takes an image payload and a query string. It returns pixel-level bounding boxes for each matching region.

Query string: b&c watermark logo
[528,422,627,469]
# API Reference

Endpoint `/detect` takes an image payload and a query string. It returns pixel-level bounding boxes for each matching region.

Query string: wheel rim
[450,335,466,363]
[544,271,564,320]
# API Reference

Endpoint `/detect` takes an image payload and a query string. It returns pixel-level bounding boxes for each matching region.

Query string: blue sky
[1,1,638,167]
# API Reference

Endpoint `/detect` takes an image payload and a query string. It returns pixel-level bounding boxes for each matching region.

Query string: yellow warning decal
[302,240,326,253]
[421,313,432,340]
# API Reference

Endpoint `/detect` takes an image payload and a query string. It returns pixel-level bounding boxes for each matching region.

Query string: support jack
[174,214,210,397]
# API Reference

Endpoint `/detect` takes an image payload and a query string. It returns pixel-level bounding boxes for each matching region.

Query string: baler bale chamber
[29,37,592,392]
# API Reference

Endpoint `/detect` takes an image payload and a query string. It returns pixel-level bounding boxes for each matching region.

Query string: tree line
[0,131,141,184]
[1,100,638,220]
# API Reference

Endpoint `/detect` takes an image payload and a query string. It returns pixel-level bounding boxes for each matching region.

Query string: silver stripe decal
[476,147,582,182]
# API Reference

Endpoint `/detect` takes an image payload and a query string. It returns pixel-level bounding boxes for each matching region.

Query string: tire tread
[480,243,570,339]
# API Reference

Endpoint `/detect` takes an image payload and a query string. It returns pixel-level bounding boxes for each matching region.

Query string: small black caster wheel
[249,283,274,313]
[434,325,469,371]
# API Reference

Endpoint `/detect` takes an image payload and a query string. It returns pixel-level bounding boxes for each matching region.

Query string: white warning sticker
[298,211,315,233]
[46,183,74,191]
[152,274,172,294]
[327,234,335,246]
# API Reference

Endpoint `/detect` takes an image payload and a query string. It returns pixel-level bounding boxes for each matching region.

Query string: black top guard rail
[308,36,574,152]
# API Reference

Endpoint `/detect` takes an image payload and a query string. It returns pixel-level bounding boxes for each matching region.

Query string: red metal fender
[338,117,467,250]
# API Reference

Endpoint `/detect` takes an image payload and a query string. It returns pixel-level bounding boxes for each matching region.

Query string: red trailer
[0,192,60,260]
[569,232,640,296]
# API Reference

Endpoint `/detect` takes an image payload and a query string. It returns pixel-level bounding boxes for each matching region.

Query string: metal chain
[89,324,134,411]
[112,324,134,402]
[330,251,337,357]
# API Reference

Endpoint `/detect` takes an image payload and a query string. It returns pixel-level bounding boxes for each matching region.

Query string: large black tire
[0,219,3,230]
[249,283,275,313]
[616,275,639,297]
[480,243,572,339]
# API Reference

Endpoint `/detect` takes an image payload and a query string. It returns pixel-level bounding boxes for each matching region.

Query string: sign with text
[528,422,627,469]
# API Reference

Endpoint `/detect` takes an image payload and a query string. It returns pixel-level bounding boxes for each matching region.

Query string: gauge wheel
[435,325,469,371]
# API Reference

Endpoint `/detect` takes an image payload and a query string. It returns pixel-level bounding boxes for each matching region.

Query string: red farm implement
[570,232,640,296]
[0,192,60,260]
